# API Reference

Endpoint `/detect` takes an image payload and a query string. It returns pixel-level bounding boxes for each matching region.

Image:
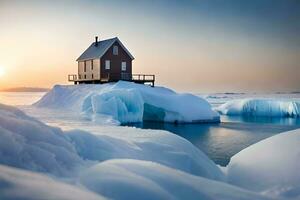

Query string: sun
[0,67,6,77]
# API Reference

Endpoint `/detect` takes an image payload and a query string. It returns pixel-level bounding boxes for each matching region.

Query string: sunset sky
[0,0,299,92]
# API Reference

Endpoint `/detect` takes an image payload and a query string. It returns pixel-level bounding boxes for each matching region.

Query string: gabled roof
[76,37,134,61]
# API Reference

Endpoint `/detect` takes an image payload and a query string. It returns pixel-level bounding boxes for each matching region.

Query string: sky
[0,0,299,92]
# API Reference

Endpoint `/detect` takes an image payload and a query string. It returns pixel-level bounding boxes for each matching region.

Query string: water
[127,93,300,166]
[1,91,300,166]
[0,92,45,106]
[129,121,298,166]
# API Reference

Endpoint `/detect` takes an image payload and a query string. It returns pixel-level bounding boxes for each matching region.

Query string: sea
[1,91,299,166]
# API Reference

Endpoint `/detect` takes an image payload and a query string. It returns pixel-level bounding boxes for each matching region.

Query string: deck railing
[68,74,77,81]
[69,73,155,82]
[132,74,155,81]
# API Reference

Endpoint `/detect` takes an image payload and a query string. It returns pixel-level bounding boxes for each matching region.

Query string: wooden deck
[68,73,155,87]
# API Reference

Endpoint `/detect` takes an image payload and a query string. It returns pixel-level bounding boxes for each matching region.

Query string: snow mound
[0,164,106,200]
[80,159,271,200]
[0,103,223,180]
[226,128,300,199]
[68,128,224,181]
[0,103,83,176]
[217,99,300,117]
[35,81,220,124]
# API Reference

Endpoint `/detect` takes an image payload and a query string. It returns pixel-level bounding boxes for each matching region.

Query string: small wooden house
[68,36,155,86]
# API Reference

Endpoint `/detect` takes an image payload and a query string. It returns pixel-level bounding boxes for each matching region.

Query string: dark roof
[76,37,134,61]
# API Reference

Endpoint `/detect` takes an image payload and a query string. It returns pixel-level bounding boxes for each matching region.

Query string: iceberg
[35,81,220,124]
[216,99,300,118]
[226,128,300,199]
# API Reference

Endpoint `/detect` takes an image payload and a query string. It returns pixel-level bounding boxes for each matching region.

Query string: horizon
[0,0,299,93]
[1,85,300,95]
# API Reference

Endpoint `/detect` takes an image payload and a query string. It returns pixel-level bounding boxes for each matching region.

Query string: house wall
[78,59,100,80]
[100,41,132,80]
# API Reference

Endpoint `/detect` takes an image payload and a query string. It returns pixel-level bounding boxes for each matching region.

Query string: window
[91,60,93,70]
[121,62,126,71]
[105,60,110,70]
[79,75,81,79]
[84,74,86,79]
[84,61,86,72]
[92,74,94,79]
[113,45,118,55]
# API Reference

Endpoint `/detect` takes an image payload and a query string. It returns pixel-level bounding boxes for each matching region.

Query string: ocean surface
[1,91,299,166]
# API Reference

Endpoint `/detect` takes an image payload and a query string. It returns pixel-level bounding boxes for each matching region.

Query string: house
[68,36,155,86]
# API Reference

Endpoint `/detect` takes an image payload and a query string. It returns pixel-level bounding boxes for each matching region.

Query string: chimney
[95,36,98,46]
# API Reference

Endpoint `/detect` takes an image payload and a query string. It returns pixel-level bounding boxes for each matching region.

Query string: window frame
[113,45,118,55]
[84,61,86,72]
[105,60,110,70]
[121,61,126,71]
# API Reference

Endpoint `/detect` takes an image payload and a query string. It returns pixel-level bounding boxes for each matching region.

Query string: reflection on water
[222,115,300,126]
[127,120,299,166]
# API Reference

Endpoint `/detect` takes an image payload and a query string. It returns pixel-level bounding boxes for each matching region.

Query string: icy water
[1,91,300,166]
[130,121,299,166]
[127,93,300,166]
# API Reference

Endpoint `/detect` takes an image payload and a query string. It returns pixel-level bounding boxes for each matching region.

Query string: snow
[0,103,84,176]
[226,128,300,199]
[0,164,106,200]
[1,102,299,199]
[35,81,220,124]
[0,103,223,180]
[217,98,300,117]
[80,159,272,200]
[67,129,224,180]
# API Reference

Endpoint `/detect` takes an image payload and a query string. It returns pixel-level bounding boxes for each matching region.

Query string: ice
[0,103,223,180]
[1,102,298,199]
[35,81,220,124]
[82,88,144,123]
[0,164,105,200]
[226,128,300,198]
[216,98,300,117]
[80,159,272,200]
